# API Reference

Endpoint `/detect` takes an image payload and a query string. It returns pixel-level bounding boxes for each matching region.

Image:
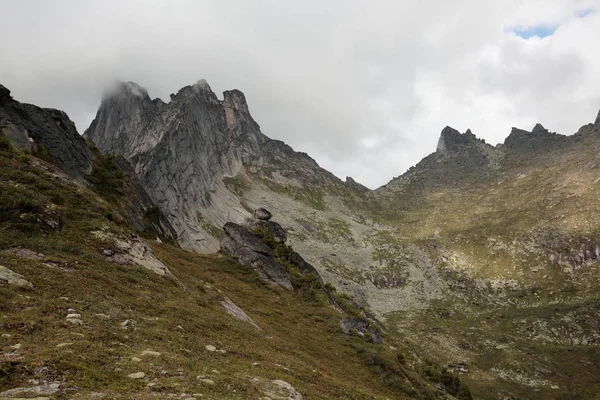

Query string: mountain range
[1,79,600,399]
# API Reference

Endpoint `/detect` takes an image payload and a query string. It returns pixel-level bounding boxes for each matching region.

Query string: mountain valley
[1,80,600,399]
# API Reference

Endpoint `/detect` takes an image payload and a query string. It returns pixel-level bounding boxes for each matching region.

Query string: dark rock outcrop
[288,252,321,280]
[220,211,326,290]
[436,127,483,153]
[221,222,292,290]
[0,84,11,101]
[596,109,600,125]
[223,222,273,256]
[503,124,567,152]
[247,219,287,243]
[0,84,93,181]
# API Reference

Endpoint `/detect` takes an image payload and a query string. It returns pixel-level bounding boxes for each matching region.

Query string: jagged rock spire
[436,126,480,153]
[595,108,600,125]
[85,79,271,252]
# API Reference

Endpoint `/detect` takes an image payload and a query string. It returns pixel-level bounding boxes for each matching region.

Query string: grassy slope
[372,131,600,399]
[0,140,463,399]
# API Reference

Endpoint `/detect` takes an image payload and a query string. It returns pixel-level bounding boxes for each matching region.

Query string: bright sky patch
[513,24,559,39]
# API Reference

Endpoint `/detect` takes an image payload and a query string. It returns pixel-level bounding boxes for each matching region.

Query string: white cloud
[1,0,599,188]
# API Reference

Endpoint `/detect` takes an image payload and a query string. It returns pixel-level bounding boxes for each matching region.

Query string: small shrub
[0,136,14,152]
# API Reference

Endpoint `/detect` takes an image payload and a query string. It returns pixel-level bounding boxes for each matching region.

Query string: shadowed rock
[221,222,292,290]
[436,127,482,153]
[0,83,92,181]
[223,222,272,256]
[247,219,287,243]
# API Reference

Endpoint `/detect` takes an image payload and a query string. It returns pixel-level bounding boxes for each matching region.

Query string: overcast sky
[1,0,599,188]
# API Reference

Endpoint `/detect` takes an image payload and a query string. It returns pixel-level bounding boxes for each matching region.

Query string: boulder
[220,297,261,330]
[220,222,292,290]
[247,219,287,243]
[3,248,45,260]
[257,378,303,400]
[0,383,60,397]
[252,207,272,220]
[0,265,33,289]
[223,222,272,256]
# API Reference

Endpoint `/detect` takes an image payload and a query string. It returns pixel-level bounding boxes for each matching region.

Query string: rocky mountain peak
[103,81,151,103]
[436,126,481,153]
[194,78,212,92]
[596,108,600,125]
[170,79,220,105]
[345,176,369,191]
[223,89,249,113]
[531,123,548,134]
[85,80,275,252]
[504,123,566,151]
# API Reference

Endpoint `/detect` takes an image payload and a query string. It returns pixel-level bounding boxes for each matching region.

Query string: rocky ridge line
[0,84,92,181]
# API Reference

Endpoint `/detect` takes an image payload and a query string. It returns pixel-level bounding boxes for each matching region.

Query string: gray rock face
[111,156,177,240]
[596,109,600,125]
[0,84,93,181]
[85,80,273,252]
[220,222,292,289]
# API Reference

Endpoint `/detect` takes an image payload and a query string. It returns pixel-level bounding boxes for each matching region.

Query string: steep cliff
[0,84,92,181]
[85,80,355,252]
